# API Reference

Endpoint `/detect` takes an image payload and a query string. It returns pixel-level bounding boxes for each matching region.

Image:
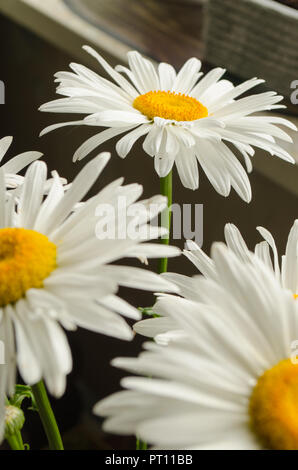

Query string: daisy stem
[136,437,147,450]
[15,430,25,449]
[31,380,64,450]
[6,431,24,450]
[158,171,173,274]
[136,172,172,451]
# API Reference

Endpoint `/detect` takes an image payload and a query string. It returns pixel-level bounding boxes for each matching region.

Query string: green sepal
[138,306,159,318]
[9,385,38,411]
[138,306,155,316]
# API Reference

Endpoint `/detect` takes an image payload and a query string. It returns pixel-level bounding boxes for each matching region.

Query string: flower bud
[4,405,25,437]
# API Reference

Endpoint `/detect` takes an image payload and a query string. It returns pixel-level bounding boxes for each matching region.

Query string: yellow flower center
[250,358,298,449]
[294,295,298,299]
[0,228,57,307]
[133,90,208,122]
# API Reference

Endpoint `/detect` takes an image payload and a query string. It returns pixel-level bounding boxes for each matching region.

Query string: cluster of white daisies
[1,48,298,450]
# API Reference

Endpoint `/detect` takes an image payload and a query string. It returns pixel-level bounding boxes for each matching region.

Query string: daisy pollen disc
[133,90,209,122]
[0,228,57,306]
[250,358,298,450]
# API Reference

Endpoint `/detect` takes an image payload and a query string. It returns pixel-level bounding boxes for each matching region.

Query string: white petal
[43,153,110,235]
[256,226,280,279]
[85,110,148,127]
[103,266,179,292]
[73,126,135,161]
[18,161,47,228]
[100,295,140,320]
[39,120,85,137]
[282,220,298,293]
[158,63,176,91]
[224,224,251,262]
[13,303,42,385]
[83,45,138,98]
[127,51,160,93]
[190,68,226,100]
[116,124,151,158]
[171,58,202,94]
[154,129,176,177]
[0,169,6,228]
[3,151,43,174]
[195,140,231,197]
[184,241,216,279]
[175,148,199,190]
[0,136,13,162]
[217,142,252,203]
[68,300,134,341]
[134,317,176,339]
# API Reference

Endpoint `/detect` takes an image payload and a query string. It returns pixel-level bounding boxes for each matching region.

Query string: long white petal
[116,124,151,158]
[0,136,13,163]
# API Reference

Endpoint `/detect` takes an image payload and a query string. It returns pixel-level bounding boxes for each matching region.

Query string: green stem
[15,430,25,449]
[6,432,24,450]
[158,171,173,274]
[136,172,173,450]
[31,380,64,450]
[136,173,173,451]
[136,437,148,450]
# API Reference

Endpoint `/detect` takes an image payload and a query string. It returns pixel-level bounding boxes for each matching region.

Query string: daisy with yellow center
[95,244,298,450]
[40,46,296,201]
[0,155,179,444]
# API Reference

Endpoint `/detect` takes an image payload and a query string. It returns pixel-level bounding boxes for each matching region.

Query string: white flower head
[40,47,296,202]
[95,244,298,450]
[0,153,179,441]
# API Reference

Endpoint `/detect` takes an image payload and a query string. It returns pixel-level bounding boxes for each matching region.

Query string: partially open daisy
[0,154,179,441]
[0,136,42,188]
[40,47,296,202]
[95,244,298,450]
[134,220,298,344]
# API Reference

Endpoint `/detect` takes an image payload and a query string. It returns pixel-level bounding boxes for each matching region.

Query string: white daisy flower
[0,136,42,189]
[0,153,179,441]
[134,220,298,344]
[95,244,298,450]
[39,47,296,202]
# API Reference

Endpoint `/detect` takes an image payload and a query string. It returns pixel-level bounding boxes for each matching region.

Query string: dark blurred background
[0,0,297,449]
